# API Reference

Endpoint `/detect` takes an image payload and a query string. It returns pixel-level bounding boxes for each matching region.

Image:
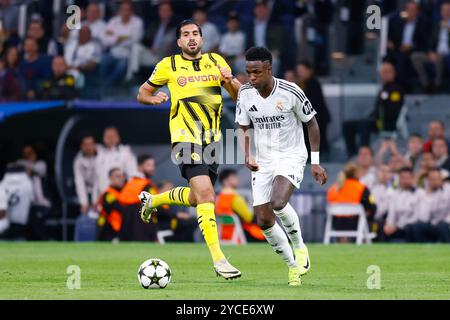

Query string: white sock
[262,223,297,268]
[274,203,305,250]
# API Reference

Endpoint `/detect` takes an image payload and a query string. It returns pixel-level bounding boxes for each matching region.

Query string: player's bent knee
[193,188,215,204]
[257,216,275,230]
[270,199,287,211]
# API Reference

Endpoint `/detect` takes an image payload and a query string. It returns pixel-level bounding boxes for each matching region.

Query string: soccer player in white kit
[235,47,327,286]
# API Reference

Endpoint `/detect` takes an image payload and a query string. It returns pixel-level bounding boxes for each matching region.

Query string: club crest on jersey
[276,101,284,111]
[204,62,212,69]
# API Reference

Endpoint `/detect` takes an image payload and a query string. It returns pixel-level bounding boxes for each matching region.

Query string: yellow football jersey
[147,53,231,146]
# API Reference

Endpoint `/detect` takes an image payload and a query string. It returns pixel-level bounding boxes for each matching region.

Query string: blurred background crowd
[0,0,450,244]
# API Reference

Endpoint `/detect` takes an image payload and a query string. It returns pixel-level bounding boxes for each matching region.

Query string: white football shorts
[251,159,306,206]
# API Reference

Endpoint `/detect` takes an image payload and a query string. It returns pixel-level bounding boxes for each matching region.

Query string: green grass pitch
[1,242,450,300]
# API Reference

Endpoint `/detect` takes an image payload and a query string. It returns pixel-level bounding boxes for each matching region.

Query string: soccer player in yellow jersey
[136,20,242,279]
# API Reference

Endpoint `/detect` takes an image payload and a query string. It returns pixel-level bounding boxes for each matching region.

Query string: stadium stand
[1,0,450,244]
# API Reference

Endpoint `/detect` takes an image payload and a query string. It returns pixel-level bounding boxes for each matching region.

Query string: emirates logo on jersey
[178,76,188,87]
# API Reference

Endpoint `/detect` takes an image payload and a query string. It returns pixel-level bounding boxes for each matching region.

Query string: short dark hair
[108,167,122,177]
[176,19,202,39]
[409,133,422,139]
[81,133,95,143]
[138,154,154,166]
[399,167,413,174]
[218,169,237,184]
[245,46,272,65]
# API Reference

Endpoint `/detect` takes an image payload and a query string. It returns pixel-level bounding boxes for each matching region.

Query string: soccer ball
[137,258,172,289]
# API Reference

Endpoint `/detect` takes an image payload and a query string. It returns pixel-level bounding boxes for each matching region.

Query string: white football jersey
[235,78,316,165]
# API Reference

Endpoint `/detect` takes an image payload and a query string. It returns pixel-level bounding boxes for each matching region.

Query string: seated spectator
[404,134,423,171]
[97,168,125,241]
[83,3,106,45]
[327,162,377,242]
[96,126,138,194]
[0,45,21,101]
[387,1,430,91]
[67,26,101,98]
[40,56,77,100]
[372,165,393,222]
[375,139,407,171]
[239,1,285,76]
[383,167,424,242]
[357,146,377,190]
[26,19,52,55]
[140,1,178,68]
[216,169,264,242]
[432,137,450,171]
[0,0,20,41]
[73,134,99,215]
[100,0,143,86]
[369,61,404,139]
[423,120,448,153]
[192,8,220,53]
[410,1,450,92]
[387,152,410,187]
[415,152,437,188]
[119,154,159,242]
[18,37,52,100]
[17,145,51,240]
[297,61,331,156]
[219,15,245,66]
[343,62,403,156]
[414,169,450,242]
[0,163,34,240]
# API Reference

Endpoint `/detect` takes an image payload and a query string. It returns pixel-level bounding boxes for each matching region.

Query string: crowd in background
[328,120,450,243]
[0,126,198,241]
[384,0,450,93]
[1,0,450,243]
[0,125,264,243]
[0,0,306,100]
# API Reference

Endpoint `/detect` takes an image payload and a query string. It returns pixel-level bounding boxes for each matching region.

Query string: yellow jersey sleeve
[212,53,231,71]
[209,53,232,84]
[231,194,254,223]
[147,57,171,87]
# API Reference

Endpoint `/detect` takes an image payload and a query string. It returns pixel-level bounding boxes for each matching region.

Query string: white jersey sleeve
[235,85,251,126]
[290,83,317,123]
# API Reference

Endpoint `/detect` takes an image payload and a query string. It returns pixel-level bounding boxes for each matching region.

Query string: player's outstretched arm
[137,82,169,105]
[306,116,327,185]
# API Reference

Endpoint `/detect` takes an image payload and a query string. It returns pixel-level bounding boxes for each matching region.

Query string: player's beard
[182,43,202,58]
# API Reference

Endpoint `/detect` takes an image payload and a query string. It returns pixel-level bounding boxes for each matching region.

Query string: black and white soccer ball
[137,258,172,289]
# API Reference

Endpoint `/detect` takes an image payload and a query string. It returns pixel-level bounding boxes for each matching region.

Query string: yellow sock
[152,187,191,208]
[197,202,225,262]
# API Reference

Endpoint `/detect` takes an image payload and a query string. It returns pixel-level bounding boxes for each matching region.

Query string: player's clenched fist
[311,164,327,185]
[149,91,169,105]
[217,64,233,84]
[245,156,259,172]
